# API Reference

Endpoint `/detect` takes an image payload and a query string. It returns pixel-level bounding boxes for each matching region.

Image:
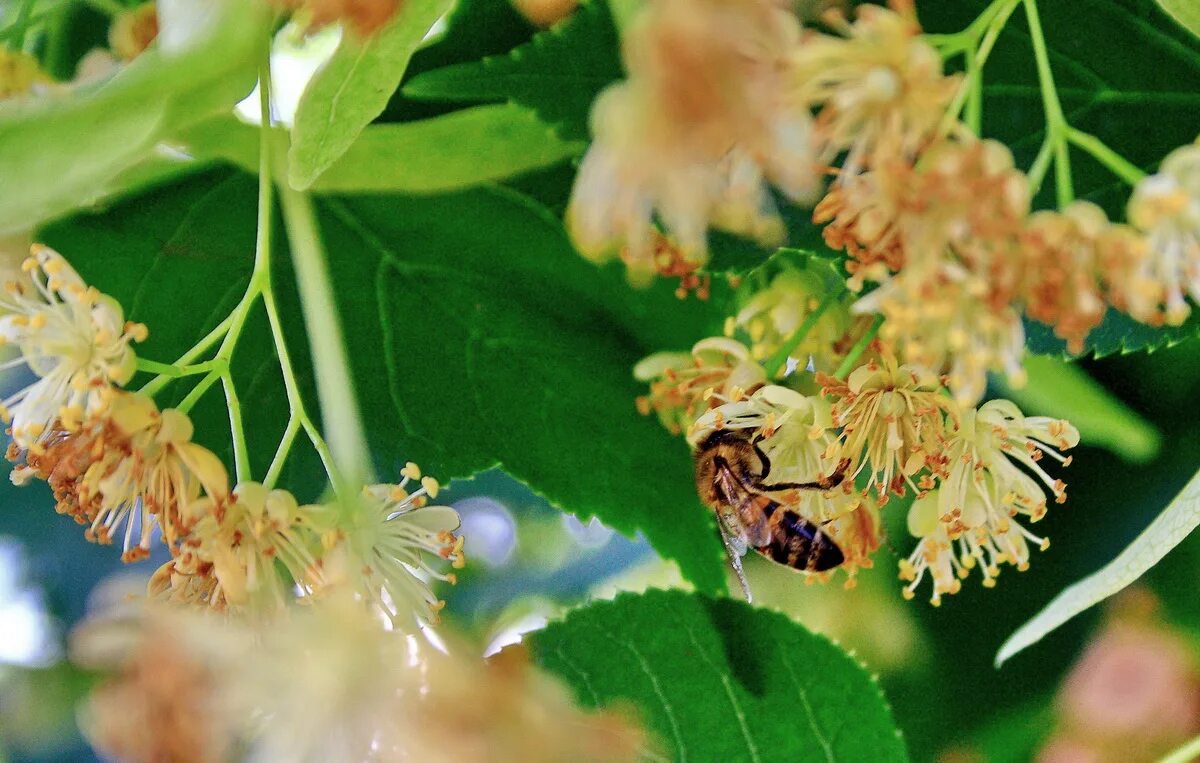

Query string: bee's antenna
[719,528,754,603]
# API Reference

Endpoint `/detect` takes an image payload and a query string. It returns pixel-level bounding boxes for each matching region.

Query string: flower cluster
[3,246,464,629]
[72,595,646,763]
[566,0,819,274]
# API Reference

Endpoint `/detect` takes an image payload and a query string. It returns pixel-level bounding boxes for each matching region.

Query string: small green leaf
[182,105,583,193]
[0,0,269,234]
[402,0,623,141]
[287,0,455,190]
[995,354,1161,463]
[527,589,909,762]
[1157,0,1200,39]
[996,465,1200,666]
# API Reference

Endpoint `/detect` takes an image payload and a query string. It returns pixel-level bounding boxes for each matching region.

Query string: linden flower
[728,265,852,371]
[8,392,228,562]
[566,0,820,269]
[900,399,1079,603]
[817,137,1029,288]
[793,0,960,173]
[314,463,464,630]
[635,337,767,435]
[184,482,324,612]
[819,357,958,500]
[854,264,1026,407]
[83,394,229,561]
[1021,201,1146,353]
[0,245,146,448]
[1127,141,1200,325]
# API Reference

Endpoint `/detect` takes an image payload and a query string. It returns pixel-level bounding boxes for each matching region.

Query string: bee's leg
[719,525,754,603]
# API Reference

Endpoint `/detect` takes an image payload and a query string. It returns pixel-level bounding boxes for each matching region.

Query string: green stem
[1023,0,1073,206]
[833,314,884,380]
[264,416,300,488]
[926,0,1009,56]
[136,358,222,378]
[1027,134,1055,194]
[221,371,250,483]
[138,315,233,396]
[177,370,223,413]
[1065,127,1148,186]
[964,47,982,134]
[255,48,341,492]
[940,0,1019,131]
[276,153,372,490]
[762,287,845,378]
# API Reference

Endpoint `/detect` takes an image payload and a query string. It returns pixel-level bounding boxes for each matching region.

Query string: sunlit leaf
[0,0,269,234]
[288,0,455,189]
[996,466,1200,666]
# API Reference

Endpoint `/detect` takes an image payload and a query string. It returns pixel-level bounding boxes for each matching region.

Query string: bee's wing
[754,507,844,572]
[714,462,772,547]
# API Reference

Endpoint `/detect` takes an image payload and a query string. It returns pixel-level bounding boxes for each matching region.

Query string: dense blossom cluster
[2,246,465,626]
[599,0,1194,603]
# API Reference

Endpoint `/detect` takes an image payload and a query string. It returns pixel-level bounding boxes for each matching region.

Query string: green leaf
[181,105,582,193]
[0,0,269,234]
[1157,0,1200,39]
[919,0,1200,357]
[996,465,1200,666]
[1024,311,1200,357]
[288,0,456,189]
[37,169,731,592]
[527,589,909,762]
[402,0,624,141]
[995,353,1161,463]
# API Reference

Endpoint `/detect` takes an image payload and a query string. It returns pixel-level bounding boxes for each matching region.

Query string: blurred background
[0,340,1197,762]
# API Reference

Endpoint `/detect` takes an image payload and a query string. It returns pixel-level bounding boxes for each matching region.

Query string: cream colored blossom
[793,0,959,173]
[314,463,464,630]
[184,482,324,612]
[0,246,146,448]
[900,399,1078,603]
[635,337,766,435]
[8,392,228,562]
[1022,201,1148,353]
[728,265,851,371]
[1127,141,1200,325]
[854,264,1026,407]
[819,357,957,500]
[566,0,819,270]
[73,596,645,763]
[818,136,1029,283]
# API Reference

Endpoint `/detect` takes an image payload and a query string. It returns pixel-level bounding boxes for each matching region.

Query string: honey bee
[694,429,850,600]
